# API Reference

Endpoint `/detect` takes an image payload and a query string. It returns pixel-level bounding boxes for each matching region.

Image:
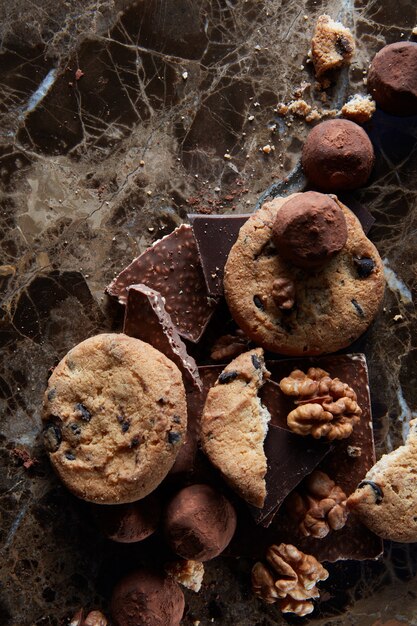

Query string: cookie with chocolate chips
[43,333,187,504]
[224,192,385,355]
[200,349,270,508]
[347,419,417,543]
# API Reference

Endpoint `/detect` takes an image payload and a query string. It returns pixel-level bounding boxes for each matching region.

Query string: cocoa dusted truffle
[91,492,161,543]
[271,192,348,269]
[367,42,417,116]
[111,569,184,626]
[301,119,374,191]
[164,484,237,561]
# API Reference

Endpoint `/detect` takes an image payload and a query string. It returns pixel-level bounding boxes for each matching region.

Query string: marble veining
[1,1,417,624]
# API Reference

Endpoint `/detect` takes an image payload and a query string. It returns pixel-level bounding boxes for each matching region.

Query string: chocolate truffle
[367,42,417,116]
[164,484,237,561]
[91,492,161,543]
[271,192,348,269]
[111,570,184,626]
[301,119,374,191]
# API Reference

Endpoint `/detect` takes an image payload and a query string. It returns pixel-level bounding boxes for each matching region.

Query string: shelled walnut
[252,543,329,616]
[286,470,348,538]
[279,368,361,440]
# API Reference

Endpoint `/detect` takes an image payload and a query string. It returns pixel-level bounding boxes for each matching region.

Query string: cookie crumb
[311,15,355,79]
[341,94,376,124]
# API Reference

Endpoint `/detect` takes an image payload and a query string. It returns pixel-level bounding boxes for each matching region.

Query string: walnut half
[286,470,348,538]
[279,368,362,440]
[252,543,329,617]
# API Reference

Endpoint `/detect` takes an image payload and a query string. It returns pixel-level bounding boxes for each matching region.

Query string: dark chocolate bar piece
[265,353,382,562]
[106,224,218,342]
[124,284,202,390]
[248,423,331,527]
[188,214,248,296]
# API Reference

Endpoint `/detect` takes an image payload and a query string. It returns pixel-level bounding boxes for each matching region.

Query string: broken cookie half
[200,349,270,508]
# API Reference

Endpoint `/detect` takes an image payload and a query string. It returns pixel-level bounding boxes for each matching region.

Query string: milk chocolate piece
[106,224,218,342]
[188,214,248,296]
[265,353,382,562]
[124,284,201,390]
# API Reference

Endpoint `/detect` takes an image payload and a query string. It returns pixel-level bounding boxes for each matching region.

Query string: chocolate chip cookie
[43,333,187,504]
[200,349,270,507]
[224,193,385,355]
[347,419,417,543]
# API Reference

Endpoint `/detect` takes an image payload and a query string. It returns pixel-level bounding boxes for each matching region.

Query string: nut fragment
[165,559,205,592]
[84,611,108,626]
[279,368,361,440]
[252,543,329,616]
[210,329,250,361]
[272,278,295,310]
[286,470,348,538]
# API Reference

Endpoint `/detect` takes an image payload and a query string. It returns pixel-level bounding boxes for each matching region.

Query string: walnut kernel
[279,368,361,440]
[252,543,329,616]
[286,470,348,538]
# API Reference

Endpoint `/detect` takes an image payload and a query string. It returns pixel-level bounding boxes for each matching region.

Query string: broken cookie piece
[200,349,270,507]
[106,224,218,343]
[311,14,355,79]
[347,418,417,542]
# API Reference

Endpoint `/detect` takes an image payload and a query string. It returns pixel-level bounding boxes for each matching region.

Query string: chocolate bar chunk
[124,284,201,390]
[106,224,218,342]
[248,422,331,527]
[338,194,375,234]
[188,214,248,296]
[265,353,382,562]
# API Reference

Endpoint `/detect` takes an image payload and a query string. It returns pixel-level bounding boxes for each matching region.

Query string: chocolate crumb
[351,299,365,318]
[47,388,56,401]
[130,436,141,448]
[173,415,181,424]
[354,257,375,278]
[253,295,264,310]
[121,421,130,433]
[65,452,76,461]
[75,403,92,422]
[218,371,238,384]
[358,480,383,503]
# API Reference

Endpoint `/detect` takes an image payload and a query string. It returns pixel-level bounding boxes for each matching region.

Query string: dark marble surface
[1,1,417,625]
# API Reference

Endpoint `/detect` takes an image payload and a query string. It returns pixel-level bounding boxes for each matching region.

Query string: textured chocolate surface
[302,119,375,192]
[188,214,248,295]
[107,225,218,343]
[123,283,201,389]
[271,192,348,269]
[164,484,237,561]
[368,42,417,116]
